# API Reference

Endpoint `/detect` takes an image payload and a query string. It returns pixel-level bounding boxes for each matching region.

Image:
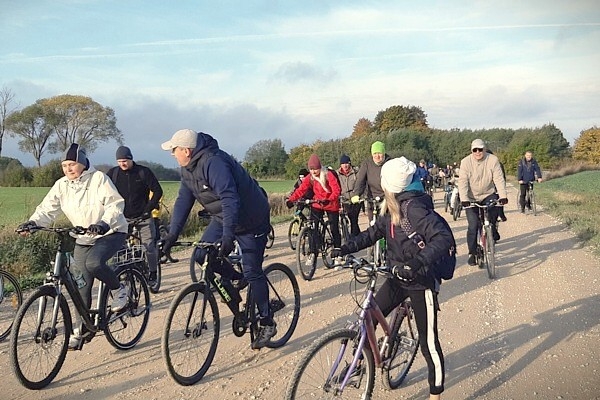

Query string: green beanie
[371,141,385,155]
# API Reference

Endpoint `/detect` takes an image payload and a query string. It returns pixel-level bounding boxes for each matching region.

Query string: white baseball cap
[161,129,198,151]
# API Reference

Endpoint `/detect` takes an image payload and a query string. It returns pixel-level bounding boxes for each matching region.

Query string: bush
[0,226,59,277]
[31,159,63,187]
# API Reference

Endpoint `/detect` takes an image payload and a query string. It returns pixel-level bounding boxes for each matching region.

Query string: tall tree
[351,117,373,138]
[573,126,600,163]
[373,105,428,134]
[0,86,18,157]
[5,103,53,166]
[40,94,123,154]
[243,138,288,178]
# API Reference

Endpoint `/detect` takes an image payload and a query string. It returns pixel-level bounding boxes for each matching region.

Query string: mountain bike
[162,241,301,386]
[287,203,310,250]
[285,255,419,399]
[466,200,500,279]
[128,215,163,293]
[295,200,336,281]
[0,269,23,341]
[525,182,537,216]
[10,226,150,389]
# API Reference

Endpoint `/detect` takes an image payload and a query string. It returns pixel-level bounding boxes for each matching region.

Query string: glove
[350,195,360,204]
[159,234,177,255]
[286,200,294,209]
[461,201,471,208]
[218,235,235,258]
[498,198,508,205]
[17,220,37,232]
[330,245,350,259]
[87,221,110,235]
[392,258,423,283]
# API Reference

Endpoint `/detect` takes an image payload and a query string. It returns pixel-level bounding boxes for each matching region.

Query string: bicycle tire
[265,225,275,249]
[382,302,420,389]
[321,223,336,269]
[484,225,496,279]
[340,216,351,244]
[452,201,461,221]
[444,194,450,213]
[0,270,23,341]
[189,246,205,283]
[285,328,375,400]
[296,226,317,281]
[263,263,301,348]
[162,282,220,386]
[287,219,301,250]
[104,267,151,350]
[10,285,72,390]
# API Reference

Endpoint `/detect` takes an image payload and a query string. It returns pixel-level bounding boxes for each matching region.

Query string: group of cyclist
[16,130,543,398]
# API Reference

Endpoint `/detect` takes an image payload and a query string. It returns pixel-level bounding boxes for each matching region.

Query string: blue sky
[1,0,599,167]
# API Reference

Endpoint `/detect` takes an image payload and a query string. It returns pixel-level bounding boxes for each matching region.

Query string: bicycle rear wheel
[265,225,275,249]
[285,328,375,400]
[484,225,496,279]
[287,219,301,250]
[296,226,317,281]
[382,302,420,389]
[162,282,220,386]
[0,270,23,341]
[263,263,300,348]
[10,285,72,390]
[104,267,151,350]
[321,224,336,269]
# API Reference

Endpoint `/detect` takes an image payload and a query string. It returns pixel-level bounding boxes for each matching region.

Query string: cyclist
[350,141,391,222]
[107,146,163,286]
[448,166,460,212]
[458,139,508,266]
[517,150,543,213]
[286,153,342,262]
[160,129,275,349]
[17,143,129,349]
[337,154,361,237]
[414,159,430,191]
[333,156,453,399]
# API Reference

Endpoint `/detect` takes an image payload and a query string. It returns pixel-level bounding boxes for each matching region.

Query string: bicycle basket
[111,245,145,266]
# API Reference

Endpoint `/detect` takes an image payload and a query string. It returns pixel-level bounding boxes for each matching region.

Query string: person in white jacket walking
[17,143,129,349]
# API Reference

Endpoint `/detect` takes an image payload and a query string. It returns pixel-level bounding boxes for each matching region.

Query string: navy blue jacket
[517,158,542,183]
[345,190,454,290]
[169,133,270,239]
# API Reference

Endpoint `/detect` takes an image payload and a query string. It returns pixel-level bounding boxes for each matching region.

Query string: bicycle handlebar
[16,225,88,235]
[463,199,501,209]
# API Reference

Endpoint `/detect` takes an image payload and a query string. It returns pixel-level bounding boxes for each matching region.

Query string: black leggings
[375,278,445,395]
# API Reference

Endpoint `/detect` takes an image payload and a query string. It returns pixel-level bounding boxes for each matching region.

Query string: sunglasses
[472,148,484,153]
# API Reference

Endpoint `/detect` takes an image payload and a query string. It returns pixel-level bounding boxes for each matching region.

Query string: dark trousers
[311,208,341,248]
[465,193,499,254]
[519,183,533,210]
[375,279,445,395]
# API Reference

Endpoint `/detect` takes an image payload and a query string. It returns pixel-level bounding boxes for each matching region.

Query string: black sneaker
[251,322,277,350]
[520,209,525,213]
[493,231,500,242]
[468,254,477,266]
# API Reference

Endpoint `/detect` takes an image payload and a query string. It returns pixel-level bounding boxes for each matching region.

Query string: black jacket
[107,163,163,219]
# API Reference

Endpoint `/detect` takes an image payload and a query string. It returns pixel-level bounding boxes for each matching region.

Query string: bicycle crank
[232,314,247,337]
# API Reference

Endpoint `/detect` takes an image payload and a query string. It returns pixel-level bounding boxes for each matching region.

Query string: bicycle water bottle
[68,253,87,289]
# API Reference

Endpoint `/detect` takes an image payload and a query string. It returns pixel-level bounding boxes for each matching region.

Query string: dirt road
[2,187,599,399]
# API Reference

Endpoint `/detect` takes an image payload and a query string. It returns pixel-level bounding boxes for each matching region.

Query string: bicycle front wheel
[382,302,420,389]
[0,270,23,341]
[162,282,220,386]
[296,226,317,281]
[104,267,151,350]
[288,219,301,250]
[10,285,72,390]
[285,328,375,400]
[263,263,300,348]
[321,223,336,269]
[484,225,496,279]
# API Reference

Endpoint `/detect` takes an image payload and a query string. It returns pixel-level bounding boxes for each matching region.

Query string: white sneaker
[111,283,128,312]
[305,254,315,267]
[69,328,82,350]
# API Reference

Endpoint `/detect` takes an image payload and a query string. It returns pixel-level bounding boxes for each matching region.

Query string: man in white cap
[160,129,276,349]
[458,139,508,266]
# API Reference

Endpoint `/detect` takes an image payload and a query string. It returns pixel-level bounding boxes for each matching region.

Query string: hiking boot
[68,328,82,350]
[520,208,525,213]
[148,271,157,286]
[251,322,277,350]
[305,254,315,267]
[111,283,129,313]
[468,254,477,266]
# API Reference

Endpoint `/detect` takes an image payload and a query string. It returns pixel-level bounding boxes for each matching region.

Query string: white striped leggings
[374,279,445,395]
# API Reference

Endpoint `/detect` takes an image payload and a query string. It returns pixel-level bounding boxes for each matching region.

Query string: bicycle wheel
[321,224,336,269]
[285,328,375,400]
[162,282,220,386]
[452,201,461,221]
[263,263,300,348]
[484,225,496,279]
[382,302,420,389]
[10,285,72,390]
[190,246,206,283]
[444,193,450,213]
[340,216,350,244]
[265,225,275,249]
[0,270,23,341]
[287,219,301,250]
[296,226,317,281]
[104,267,151,350]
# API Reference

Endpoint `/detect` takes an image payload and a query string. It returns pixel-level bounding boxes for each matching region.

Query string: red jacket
[289,169,341,212]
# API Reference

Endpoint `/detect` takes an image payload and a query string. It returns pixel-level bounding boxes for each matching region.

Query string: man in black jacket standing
[517,151,543,213]
[107,146,163,285]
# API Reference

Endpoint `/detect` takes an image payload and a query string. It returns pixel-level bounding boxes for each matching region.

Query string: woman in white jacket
[17,143,129,349]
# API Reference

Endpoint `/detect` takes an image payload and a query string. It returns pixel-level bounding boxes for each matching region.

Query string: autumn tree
[373,105,428,134]
[5,103,53,166]
[573,127,600,164]
[351,117,373,138]
[0,86,18,157]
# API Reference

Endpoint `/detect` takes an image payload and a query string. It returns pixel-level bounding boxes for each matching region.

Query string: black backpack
[399,199,457,281]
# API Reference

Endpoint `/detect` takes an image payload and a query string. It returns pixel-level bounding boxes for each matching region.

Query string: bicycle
[287,203,310,250]
[364,197,386,267]
[0,268,23,341]
[10,226,151,389]
[524,182,537,216]
[162,240,301,386]
[128,215,163,293]
[285,254,419,399]
[294,199,336,281]
[339,197,352,244]
[466,199,500,279]
[451,191,462,221]
[443,184,453,214]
